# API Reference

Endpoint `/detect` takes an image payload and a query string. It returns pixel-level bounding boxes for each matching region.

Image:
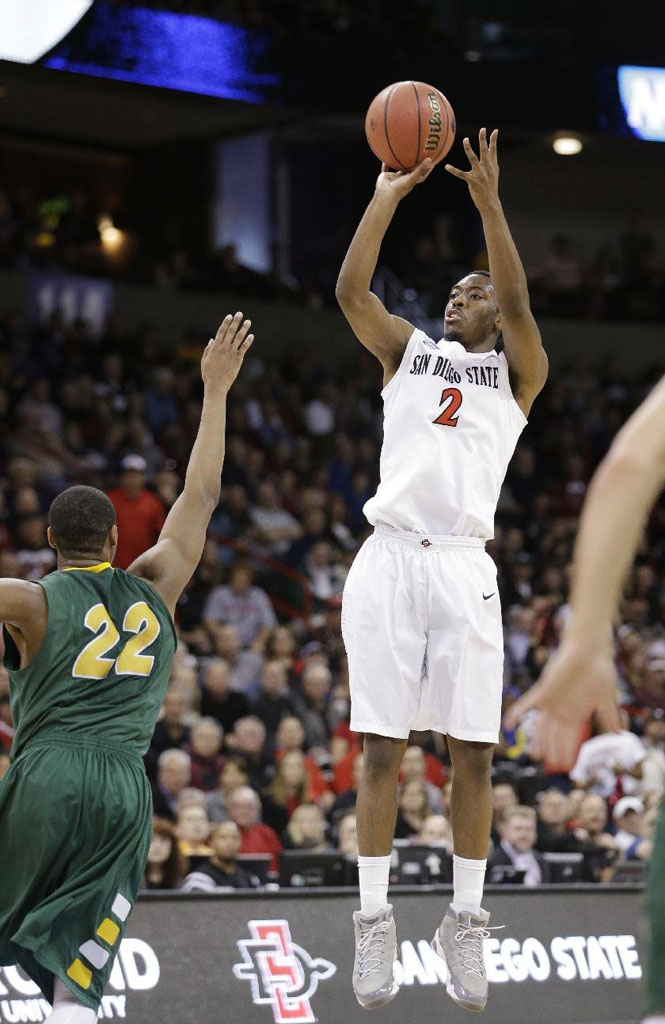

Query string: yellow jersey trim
[63,562,113,573]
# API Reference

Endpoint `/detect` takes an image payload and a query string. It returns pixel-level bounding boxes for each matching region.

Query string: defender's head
[443,271,501,352]
[48,485,118,565]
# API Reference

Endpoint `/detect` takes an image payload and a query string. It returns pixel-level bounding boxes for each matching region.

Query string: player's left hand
[202,311,254,394]
[445,127,499,210]
[503,636,622,771]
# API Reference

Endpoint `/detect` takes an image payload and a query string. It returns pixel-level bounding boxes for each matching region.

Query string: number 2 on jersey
[72,601,161,680]
[433,387,463,427]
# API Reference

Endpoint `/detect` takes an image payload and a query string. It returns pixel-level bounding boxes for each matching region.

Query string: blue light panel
[41,2,281,105]
[617,65,665,142]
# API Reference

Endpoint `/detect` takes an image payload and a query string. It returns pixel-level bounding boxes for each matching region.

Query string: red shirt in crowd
[107,487,166,569]
[239,823,283,873]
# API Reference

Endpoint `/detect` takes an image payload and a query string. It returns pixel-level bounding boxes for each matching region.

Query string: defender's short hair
[48,486,116,558]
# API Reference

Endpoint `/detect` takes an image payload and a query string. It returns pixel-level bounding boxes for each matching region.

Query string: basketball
[365,81,456,171]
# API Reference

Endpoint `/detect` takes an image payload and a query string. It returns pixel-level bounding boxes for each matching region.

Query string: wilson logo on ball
[425,92,443,152]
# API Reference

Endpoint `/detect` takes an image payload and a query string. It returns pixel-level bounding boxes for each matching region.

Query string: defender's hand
[202,312,254,393]
[503,637,621,771]
[445,127,500,211]
[375,158,434,201]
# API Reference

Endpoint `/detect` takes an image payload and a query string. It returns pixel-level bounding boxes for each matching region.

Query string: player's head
[443,271,501,352]
[47,485,117,563]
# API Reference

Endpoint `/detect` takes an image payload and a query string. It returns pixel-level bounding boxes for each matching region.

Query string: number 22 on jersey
[72,601,161,680]
[433,387,463,427]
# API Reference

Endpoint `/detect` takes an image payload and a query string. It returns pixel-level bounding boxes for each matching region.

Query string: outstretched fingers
[489,128,499,157]
[444,164,468,180]
[213,312,238,345]
[462,136,479,166]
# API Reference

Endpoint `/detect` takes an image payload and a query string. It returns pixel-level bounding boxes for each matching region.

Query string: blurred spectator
[187,717,225,791]
[394,781,430,839]
[641,712,665,795]
[227,785,282,872]
[330,751,363,822]
[175,802,212,859]
[399,746,444,815]
[275,715,332,803]
[204,561,277,649]
[531,234,583,317]
[261,750,312,834]
[15,514,55,580]
[337,812,359,856]
[612,796,650,860]
[282,803,330,851]
[143,818,187,890]
[144,367,178,434]
[206,759,250,824]
[575,794,620,882]
[490,780,519,845]
[535,787,582,854]
[152,748,191,820]
[208,623,263,695]
[148,687,191,763]
[228,716,273,790]
[107,454,165,568]
[182,821,261,891]
[569,716,646,799]
[251,659,296,736]
[419,814,453,852]
[302,541,345,603]
[200,657,251,733]
[488,806,543,886]
[250,481,302,555]
[293,663,334,749]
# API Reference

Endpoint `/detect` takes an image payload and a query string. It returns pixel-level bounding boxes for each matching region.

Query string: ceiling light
[552,134,583,156]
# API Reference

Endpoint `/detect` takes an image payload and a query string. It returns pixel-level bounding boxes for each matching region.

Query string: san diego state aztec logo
[234,919,336,1023]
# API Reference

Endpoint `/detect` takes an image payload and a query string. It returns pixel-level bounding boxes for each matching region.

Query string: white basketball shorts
[341,525,504,743]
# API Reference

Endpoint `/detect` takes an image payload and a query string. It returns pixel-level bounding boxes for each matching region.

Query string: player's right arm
[504,374,665,767]
[335,160,433,378]
[127,313,253,615]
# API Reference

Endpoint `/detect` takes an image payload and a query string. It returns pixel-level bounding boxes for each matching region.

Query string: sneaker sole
[354,977,399,1011]
[432,930,487,1013]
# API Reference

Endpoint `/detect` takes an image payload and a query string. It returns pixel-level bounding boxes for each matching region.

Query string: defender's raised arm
[128,312,253,613]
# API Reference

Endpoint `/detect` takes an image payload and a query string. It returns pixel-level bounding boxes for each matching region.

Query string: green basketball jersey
[3,563,177,760]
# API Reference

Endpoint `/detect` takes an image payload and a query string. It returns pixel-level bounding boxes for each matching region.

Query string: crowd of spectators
[400,217,665,323]
[1,301,665,892]
[3,175,663,324]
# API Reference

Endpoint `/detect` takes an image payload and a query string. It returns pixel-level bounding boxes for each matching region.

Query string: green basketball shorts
[0,734,152,1010]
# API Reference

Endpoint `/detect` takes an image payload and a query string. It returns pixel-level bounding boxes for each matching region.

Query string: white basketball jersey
[363,328,527,538]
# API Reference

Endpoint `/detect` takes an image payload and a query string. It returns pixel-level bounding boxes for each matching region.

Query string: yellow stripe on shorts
[67,959,92,990]
[96,918,120,945]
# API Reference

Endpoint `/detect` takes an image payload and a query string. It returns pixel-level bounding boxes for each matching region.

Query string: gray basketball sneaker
[432,905,495,1012]
[352,905,399,1010]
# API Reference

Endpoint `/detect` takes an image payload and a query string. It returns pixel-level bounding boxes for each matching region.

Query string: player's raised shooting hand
[375,158,434,202]
[202,312,254,394]
[445,128,500,211]
[503,636,622,771]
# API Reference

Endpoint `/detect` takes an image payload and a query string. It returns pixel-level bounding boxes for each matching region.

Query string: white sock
[642,1017,665,1023]
[46,979,98,1024]
[452,854,487,916]
[358,855,392,916]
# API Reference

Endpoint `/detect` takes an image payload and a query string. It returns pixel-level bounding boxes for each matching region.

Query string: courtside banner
[1,888,643,1024]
